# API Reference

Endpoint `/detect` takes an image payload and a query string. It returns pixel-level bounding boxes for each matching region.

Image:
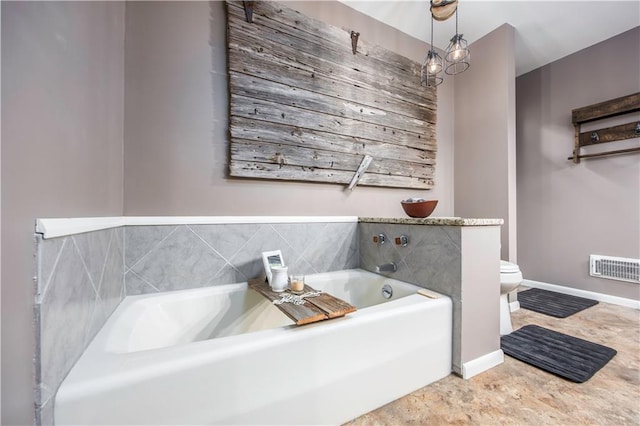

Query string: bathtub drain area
[382,284,393,299]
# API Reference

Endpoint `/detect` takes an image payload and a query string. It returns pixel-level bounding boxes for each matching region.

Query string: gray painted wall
[454,24,517,262]
[1,2,125,424]
[123,1,455,217]
[516,27,640,300]
[459,226,501,367]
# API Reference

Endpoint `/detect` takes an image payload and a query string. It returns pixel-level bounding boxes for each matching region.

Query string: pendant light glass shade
[444,9,470,75]
[421,15,443,87]
[421,50,444,87]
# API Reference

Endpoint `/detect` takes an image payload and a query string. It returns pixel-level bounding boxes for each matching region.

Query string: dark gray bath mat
[501,324,617,383]
[518,288,598,318]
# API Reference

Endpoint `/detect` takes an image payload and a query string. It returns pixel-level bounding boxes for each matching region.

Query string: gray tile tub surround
[124,222,359,295]
[358,222,461,297]
[34,227,125,425]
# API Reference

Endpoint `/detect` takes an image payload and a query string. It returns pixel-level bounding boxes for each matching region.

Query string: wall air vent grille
[590,255,640,284]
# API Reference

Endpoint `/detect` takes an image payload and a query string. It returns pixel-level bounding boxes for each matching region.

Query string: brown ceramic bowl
[401,199,438,218]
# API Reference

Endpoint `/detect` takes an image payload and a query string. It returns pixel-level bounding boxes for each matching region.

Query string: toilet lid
[500,260,520,274]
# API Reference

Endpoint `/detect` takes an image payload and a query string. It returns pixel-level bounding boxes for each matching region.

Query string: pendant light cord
[430,14,434,49]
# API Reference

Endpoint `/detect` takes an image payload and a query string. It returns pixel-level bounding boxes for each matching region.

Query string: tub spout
[376,262,397,273]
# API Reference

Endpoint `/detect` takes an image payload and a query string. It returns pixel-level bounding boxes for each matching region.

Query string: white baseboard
[522,279,640,310]
[461,349,504,380]
[509,301,520,312]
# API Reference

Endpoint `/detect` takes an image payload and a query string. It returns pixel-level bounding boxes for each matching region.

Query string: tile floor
[347,294,640,425]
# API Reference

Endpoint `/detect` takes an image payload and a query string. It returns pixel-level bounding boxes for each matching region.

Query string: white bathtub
[55,269,452,425]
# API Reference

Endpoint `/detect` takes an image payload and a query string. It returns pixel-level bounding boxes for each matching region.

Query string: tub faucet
[376,262,397,273]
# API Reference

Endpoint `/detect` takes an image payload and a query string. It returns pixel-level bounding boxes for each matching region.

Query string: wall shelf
[570,92,640,163]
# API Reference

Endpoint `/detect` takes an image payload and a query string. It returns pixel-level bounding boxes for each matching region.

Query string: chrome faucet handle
[395,235,409,247]
[372,233,387,245]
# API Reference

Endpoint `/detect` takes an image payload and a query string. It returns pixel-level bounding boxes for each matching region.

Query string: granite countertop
[358,217,504,226]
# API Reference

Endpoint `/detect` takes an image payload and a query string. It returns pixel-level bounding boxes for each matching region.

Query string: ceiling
[338,1,640,76]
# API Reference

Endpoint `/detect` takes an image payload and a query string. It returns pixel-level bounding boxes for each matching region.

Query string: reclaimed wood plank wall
[226,0,437,189]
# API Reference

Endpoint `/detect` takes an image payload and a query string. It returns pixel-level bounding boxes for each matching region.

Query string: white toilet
[500,260,523,335]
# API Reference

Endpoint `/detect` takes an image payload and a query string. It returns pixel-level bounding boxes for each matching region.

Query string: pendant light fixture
[421,0,470,87]
[421,14,443,87]
[444,7,470,75]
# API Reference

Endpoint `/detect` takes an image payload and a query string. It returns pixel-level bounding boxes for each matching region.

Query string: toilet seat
[500,260,520,274]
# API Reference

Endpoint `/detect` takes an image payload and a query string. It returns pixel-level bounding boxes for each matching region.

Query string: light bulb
[428,60,438,73]
[452,44,462,60]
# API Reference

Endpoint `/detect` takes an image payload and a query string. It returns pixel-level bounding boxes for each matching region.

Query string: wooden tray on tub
[248,279,357,325]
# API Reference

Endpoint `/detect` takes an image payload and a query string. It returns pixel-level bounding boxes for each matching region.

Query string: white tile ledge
[36,216,359,239]
[36,217,126,239]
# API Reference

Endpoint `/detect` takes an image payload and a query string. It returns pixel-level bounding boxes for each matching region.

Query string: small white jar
[269,266,289,292]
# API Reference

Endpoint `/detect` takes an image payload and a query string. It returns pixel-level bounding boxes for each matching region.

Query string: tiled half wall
[33,220,359,425]
[34,227,124,425]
